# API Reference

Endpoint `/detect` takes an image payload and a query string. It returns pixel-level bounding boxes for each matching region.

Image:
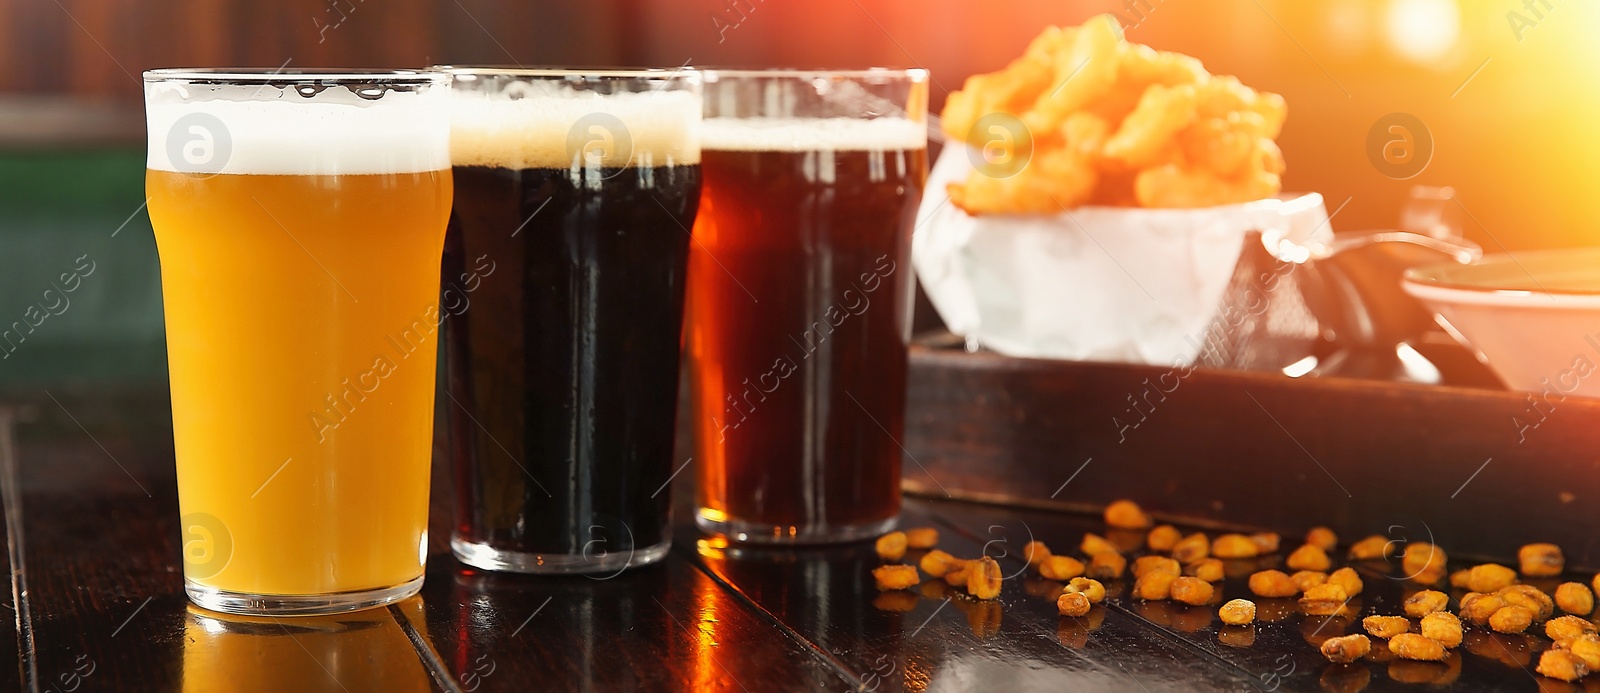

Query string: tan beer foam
[700,117,927,152]
[145,82,450,176]
[449,88,700,169]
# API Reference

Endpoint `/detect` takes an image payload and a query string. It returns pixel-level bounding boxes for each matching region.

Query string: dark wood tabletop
[0,384,1587,693]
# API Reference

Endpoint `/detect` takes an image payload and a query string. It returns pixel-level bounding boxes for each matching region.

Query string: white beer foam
[449,87,701,169]
[146,82,450,175]
[700,117,927,152]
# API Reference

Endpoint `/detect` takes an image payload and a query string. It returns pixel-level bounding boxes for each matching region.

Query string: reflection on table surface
[181,601,433,693]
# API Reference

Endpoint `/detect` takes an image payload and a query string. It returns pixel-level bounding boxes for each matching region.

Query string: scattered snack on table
[1402,543,1447,584]
[1023,540,1052,568]
[904,527,940,549]
[1134,571,1177,600]
[1421,612,1463,648]
[875,532,908,561]
[1147,525,1181,552]
[1499,584,1555,621]
[1348,535,1394,561]
[1290,570,1327,593]
[1170,576,1214,606]
[1463,563,1518,593]
[1521,543,1565,577]
[1489,605,1535,634]
[1104,500,1152,529]
[1172,533,1209,563]
[1219,598,1256,625]
[1286,544,1332,572]
[1065,577,1107,604]
[1459,592,1505,625]
[1364,615,1411,639]
[1040,555,1087,581]
[1057,591,1092,617]
[1328,567,1363,597]
[1088,551,1128,579]
[1249,570,1298,598]
[1556,582,1595,616]
[1186,558,1224,583]
[1538,650,1590,682]
[1249,533,1281,554]
[1306,527,1338,552]
[921,550,960,578]
[1403,590,1449,618]
[1389,633,1448,662]
[872,564,920,591]
[1560,635,1600,670]
[1211,534,1259,559]
[1547,615,1599,641]
[944,560,973,586]
[1082,533,1118,557]
[1133,556,1181,579]
[1299,583,1348,616]
[940,15,1286,213]
[1320,634,1371,664]
[968,556,1003,600]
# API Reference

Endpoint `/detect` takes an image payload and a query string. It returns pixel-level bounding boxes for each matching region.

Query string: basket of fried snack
[912,15,1332,366]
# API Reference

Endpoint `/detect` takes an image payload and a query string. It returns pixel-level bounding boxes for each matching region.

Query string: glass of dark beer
[688,69,929,544]
[439,68,702,573]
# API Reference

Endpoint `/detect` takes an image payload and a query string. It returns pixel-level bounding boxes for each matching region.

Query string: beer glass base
[696,513,899,545]
[184,575,423,617]
[450,535,671,574]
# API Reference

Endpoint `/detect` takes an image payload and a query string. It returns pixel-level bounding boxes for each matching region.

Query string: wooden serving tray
[901,340,1600,568]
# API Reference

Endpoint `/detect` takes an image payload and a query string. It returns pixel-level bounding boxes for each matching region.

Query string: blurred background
[1,0,1593,387]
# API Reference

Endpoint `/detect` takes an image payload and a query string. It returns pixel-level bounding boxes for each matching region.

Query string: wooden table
[0,386,1572,692]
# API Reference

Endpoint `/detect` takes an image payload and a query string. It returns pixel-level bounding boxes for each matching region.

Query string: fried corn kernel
[1520,543,1565,578]
[1306,526,1338,552]
[1133,556,1181,579]
[875,532,908,561]
[1489,605,1535,634]
[967,556,1003,600]
[1547,615,1599,641]
[1560,635,1600,670]
[1328,567,1364,597]
[1249,570,1299,598]
[1498,584,1555,621]
[1057,591,1092,617]
[1211,533,1260,559]
[1320,634,1371,664]
[872,564,920,591]
[1104,499,1152,529]
[1459,592,1504,625]
[1088,551,1127,579]
[1464,563,1518,593]
[1300,583,1349,616]
[1290,570,1327,593]
[943,560,972,586]
[1146,524,1181,552]
[1250,532,1281,554]
[1134,571,1177,600]
[1420,612,1463,648]
[1557,582,1595,616]
[1450,569,1470,589]
[1219,598,1256,625]
[1286,544,1332,572]
[1022,540,1052,568]
[1081,533,1117,557]
[1039,555,1086,581]
[1172,532,1209,563]
[920,550,959,578]
[1364,615,1411,639]
[1402,543,1447,583]
[1404,590,1449,618]
[904,527,939,549]
[1538,650,1590,682]
[1186,558,1224,583]
[1065,577,1106,604]
[1348,534,1394,560]
[1593,572,1600,599]
[1170,576,1215,606]
[1389,633,1447,662]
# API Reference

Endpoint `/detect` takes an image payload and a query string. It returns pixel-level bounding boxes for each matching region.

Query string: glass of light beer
[689,69,929,544]
[145,69,452,614]
[439,68,701,573]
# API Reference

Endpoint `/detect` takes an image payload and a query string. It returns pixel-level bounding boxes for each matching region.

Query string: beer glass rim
[432,65,699,80]
[699,68,928,82]
[143,68,446,85]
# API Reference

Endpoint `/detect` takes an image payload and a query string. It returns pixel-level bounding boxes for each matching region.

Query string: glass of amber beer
[439,68,701,573]
[689,69,929,543]
[145,69,452,614]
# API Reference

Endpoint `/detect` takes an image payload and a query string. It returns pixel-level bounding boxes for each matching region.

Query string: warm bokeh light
[1385,0,1461,64]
